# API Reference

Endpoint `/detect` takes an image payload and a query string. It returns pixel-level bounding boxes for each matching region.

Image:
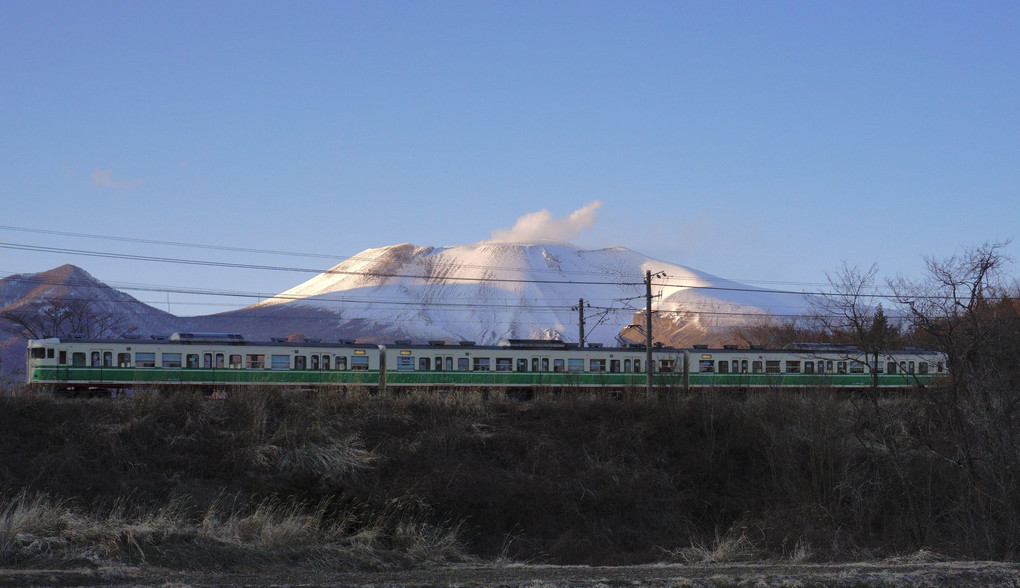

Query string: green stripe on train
[31,367,381,386]
[32,367,939,389]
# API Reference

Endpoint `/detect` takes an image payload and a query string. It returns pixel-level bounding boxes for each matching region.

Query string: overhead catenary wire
[1,228,985,323]
[1,240,919,300]
[0,224,839,287]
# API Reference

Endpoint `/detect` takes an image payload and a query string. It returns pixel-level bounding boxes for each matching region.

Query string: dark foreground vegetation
[4,381,1020,575]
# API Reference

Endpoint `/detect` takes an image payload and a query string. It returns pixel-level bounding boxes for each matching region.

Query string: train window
[203,353,213,368]
[699,360,714,373]
[786,361,800,374]
[765,361,780,374]
[473,358,490,371]
[541,358,550,371]
[531,358,539,371]
[741,360,748,373]
[496,358,512,372]
[162,353,182,368]
[397,356,414,371]
[804,361,814,374]
[517,359,527,372]
[187,354,199,368]
[876,361,884,373]
[610,360,620,373]
[900,361,907,373]
[102,352,112,367]
[718,361,729,374]
[311,355,320,370]
[135,352,154,368]
[216,353,225,368]
[634,359,641,373]
[937,362,944,373]
[624,359,632,372]
[336,357,347,370]
[837,362,847,374]
[295,356,307,370]
[751,361,761,373]
[590,359,605,372]
[322,356,330,370]
[91,352,101,367]
[826,360,834,373]
[271,355,290,370]
[659,359,675,373]
[30,347,46,360]
[919,362,928,375]
[458,358,469,371]
[351,356,368,371]
[887,361,897,374]
[59,351,67,364]
[420,357,431,371]
[227,354,241,369]
[445,357,453,371]
[849,361,864,374]
[436,356,445,371]
[118,353,131,368]
[568,358,583,373]
[908,361,915,374]
[554,359,565,372]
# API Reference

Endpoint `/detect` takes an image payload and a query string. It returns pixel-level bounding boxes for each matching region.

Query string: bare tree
[1,298,131,340]
[812,262,902,390]
[890,240,1013,401]
[888,241,1020,555]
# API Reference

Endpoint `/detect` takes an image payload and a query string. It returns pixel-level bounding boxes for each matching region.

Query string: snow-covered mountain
[243,241,811,346]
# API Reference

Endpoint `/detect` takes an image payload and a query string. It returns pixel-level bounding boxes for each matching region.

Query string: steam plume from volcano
[489,201,602,243]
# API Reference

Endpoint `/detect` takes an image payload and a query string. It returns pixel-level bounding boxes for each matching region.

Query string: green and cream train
[25,332,946,395]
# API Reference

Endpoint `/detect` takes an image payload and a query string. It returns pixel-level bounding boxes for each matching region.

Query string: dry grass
[0,490,468,569]
[4,384,1020,567]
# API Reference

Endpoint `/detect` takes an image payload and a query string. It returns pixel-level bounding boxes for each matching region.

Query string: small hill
[0,265,180,384]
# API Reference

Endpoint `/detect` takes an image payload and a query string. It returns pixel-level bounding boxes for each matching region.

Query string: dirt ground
[4,561,1020,587]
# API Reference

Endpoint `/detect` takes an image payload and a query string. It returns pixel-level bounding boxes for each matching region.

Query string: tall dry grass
[4,383,1020,566]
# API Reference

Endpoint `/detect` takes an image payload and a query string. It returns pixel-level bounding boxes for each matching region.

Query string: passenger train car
[25,333,946,395]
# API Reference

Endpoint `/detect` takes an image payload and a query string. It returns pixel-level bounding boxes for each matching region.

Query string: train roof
[25,335,944,356]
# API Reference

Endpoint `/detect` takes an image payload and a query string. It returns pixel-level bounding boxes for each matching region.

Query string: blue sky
[2,1,1018,315]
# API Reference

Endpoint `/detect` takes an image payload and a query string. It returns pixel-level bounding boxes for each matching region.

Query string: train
[24,332,946,395]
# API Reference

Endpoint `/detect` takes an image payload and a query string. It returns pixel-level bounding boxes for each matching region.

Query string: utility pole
[645,270,653,397]
[578,298,585,347]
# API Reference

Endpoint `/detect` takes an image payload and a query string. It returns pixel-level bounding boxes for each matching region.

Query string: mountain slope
[249,242,811,346]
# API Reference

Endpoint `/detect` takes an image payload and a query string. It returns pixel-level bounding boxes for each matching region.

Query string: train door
[57,349,69,382]
[201,350,221,386]
[90,349,114,383]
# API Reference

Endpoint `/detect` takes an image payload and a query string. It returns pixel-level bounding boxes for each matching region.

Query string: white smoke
[489,201,603,243]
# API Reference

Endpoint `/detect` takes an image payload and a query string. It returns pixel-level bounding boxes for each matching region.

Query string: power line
[1,240,892,302]
[0,224,835,287]
[4,231,993,305]
[0,242,650,287]
[0,225,632,278]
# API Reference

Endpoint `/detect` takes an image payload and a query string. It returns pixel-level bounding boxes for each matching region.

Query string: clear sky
[2,1,1018,315]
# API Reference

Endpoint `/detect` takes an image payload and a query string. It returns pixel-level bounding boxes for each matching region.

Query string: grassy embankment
[3,384,1020,572]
